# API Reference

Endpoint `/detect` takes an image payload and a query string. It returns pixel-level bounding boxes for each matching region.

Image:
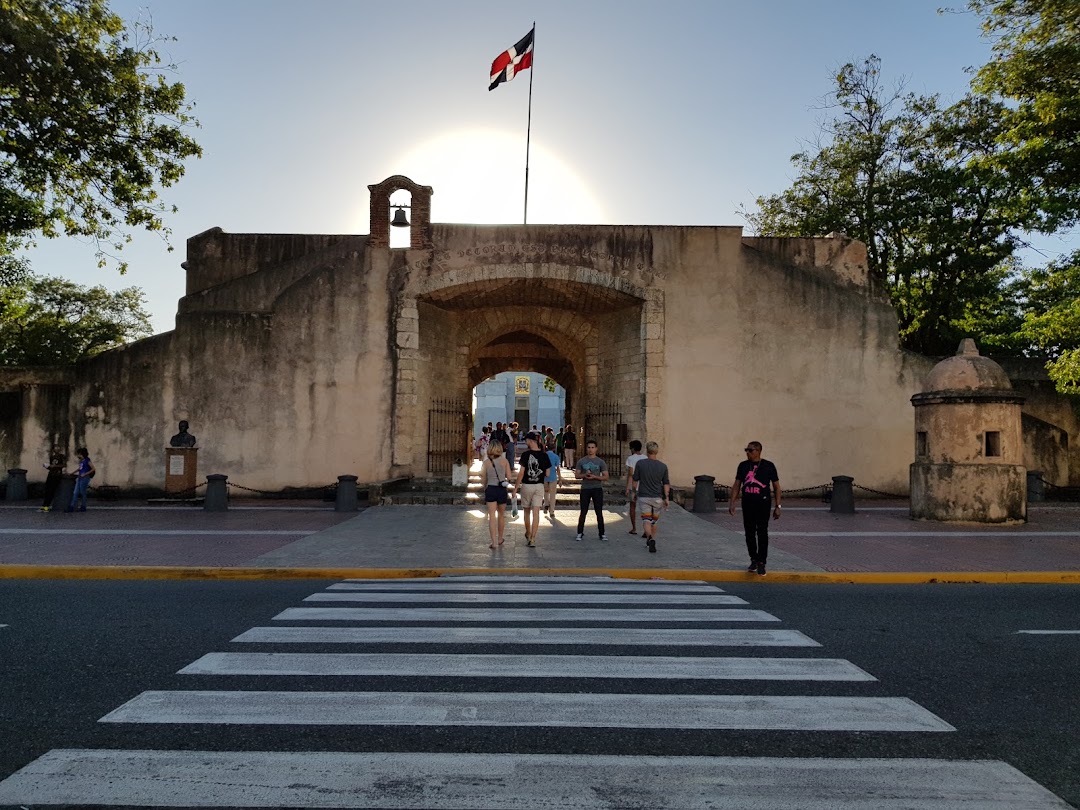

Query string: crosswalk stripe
[101,691,954,731]
[327,582,726,593]
[304,592,748,605]
[3,751,1068,809]
[273,607,781,623]
[231,626,822,646]
[178,652,872,680]
[344,576,712,584]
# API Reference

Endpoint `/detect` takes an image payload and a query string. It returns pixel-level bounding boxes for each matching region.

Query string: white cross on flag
[489,28,534,91]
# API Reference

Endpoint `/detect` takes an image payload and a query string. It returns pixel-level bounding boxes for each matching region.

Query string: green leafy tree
[0,0,202,270]
[1012,249,1080,392]
[969,0,1080,231]
[743,56,1029,355]
[0,275,152,365]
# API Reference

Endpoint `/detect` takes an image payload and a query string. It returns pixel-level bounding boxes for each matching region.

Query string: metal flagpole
[524,22,535,225]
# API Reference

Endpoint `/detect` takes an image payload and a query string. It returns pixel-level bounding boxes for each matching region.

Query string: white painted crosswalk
[177,651,875,680]
[328,580,725,592]
[303,590,749,604]
[273,606,780,622]
[0,574,1071,808]
[231,625,822,646]
[102,690,948,731]
[2,750,1070,809]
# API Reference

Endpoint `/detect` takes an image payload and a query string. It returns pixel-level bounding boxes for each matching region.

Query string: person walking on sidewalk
[482,441,513,549]
[544,443,561,519]
[624,439,646,535]
[562,424,577,469]
[574,439,608,541]
[66,447,95,512]
[513,432,552,547]
[728,440,781,576]
[633,441,670,553]
[40,445,66,512]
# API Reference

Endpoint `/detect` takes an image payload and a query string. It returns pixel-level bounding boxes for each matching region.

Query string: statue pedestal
[165,447,198,494]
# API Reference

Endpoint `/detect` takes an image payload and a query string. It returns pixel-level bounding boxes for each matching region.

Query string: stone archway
[389,264,662,478]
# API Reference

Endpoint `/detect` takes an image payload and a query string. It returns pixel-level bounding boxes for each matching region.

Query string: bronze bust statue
[169,420,197,448]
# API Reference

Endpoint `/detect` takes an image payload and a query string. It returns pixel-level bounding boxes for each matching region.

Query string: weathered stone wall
[2,205,1076,497]
[1014,380,1078,486]
[660,228,931,490]
[1021,412,1070,486]
[910,462,1027,523]
[184,228,355,297]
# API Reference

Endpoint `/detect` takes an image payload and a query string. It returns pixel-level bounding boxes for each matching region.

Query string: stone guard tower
[910,339,1026,523]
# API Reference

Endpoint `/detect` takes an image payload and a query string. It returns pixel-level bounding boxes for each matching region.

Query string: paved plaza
[1,494,1078,579]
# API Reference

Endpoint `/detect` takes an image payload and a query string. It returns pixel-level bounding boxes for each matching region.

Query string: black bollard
[693,475,716,513]
[53,474,76,510]
[830,475,855,514]
[5,468,28,501]
[335,475,359,512]
[1026,470,1044,503]
[204,474,229,512]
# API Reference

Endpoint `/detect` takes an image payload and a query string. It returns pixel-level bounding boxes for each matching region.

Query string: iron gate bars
[585,402,623,476]
[427,398,470,476]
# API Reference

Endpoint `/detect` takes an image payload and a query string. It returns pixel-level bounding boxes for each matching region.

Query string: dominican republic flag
[489,28,534,91]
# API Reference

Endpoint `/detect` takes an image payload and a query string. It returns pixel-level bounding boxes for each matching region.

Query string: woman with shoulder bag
[482,441,513,549]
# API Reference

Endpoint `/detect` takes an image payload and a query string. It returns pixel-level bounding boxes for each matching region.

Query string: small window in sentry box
[984,431,1002,457]
[916,431,928,458]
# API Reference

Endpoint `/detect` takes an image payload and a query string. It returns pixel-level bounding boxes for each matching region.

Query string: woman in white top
[624,440,647,535]
[482,441,513,548]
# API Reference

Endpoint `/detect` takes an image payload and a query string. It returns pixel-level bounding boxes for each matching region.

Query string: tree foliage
[0,0,202,269]
[743,56,1027,355]
[1014,249,1080,392]
[969,0,1080,231]
[0,274,152,364]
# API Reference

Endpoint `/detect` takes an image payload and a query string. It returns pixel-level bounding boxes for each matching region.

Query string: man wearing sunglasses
[728,441,781,576]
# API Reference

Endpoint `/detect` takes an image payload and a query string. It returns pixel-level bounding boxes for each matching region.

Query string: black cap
[526,431,540,442]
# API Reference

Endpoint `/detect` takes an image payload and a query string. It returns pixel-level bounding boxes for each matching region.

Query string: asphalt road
[0,578,1076,808]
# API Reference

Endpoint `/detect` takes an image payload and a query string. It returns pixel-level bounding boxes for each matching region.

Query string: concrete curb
[1,564,1079,584]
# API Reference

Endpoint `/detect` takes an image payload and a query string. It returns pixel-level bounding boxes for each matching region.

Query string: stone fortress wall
[0,177,1074,494]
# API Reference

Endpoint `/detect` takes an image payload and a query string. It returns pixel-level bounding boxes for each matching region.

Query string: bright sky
[20,0,1074,333]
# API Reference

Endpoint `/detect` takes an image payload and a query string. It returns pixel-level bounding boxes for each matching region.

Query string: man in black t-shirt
[728,440,781,576]
[514,432,552,547]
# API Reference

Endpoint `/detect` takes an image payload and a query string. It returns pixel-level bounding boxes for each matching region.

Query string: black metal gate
[585,402,623,476]
[427,397,469,476]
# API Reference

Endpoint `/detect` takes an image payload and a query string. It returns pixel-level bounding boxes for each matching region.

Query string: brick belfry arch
[385,230,666,478]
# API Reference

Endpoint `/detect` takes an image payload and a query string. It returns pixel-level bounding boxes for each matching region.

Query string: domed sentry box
[910,339,1027,523]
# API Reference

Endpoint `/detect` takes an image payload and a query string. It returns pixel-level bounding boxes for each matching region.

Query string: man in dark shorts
[728,440,781,576]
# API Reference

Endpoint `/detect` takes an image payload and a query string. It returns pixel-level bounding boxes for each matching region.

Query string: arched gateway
[390,247,663,478]
[0,176,1074,493]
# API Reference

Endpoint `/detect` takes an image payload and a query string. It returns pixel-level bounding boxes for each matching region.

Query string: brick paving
[692,500,1080,572]
[0,497,1077,574]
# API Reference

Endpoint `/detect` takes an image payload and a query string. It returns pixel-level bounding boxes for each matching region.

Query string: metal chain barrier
[226,481,338,499]
[1043,481,1080,501]
[852,482,907,499]
[784,483,833,496]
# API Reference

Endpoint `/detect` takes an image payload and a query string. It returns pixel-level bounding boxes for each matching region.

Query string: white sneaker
[600,534,608,542]
[575,533,583,542]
